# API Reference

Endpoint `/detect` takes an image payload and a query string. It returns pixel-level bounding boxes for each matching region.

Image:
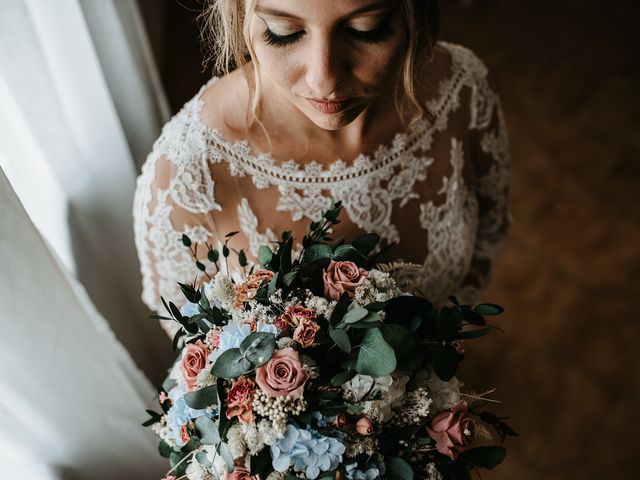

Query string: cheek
[352,42,406,89]
[254,46,301,88]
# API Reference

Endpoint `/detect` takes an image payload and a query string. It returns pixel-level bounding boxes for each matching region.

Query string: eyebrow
[254,1,394,21]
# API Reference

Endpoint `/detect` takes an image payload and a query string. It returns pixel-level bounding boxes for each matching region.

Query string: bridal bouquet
[143,202,517,480]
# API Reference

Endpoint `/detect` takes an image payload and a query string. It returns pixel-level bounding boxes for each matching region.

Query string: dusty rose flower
[179,424,190,444]
[235,270,274,308]
[323,260,368,300]
[181,340,210,391]
[226,376,257,424]
[286,305,317,323]
[331,414,349,430]
[255,347,309,399]
[355,417,374,435]
[211,329,222,348]
[426,404,476,460]
[225,466,260,480]
[274,315,292,335]
[293,317,320,348]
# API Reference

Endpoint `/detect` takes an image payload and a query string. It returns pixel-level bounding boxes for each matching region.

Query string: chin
[304,106,364,131]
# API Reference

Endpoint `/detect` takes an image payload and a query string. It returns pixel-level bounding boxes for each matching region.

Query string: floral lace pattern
[133,42,511,321]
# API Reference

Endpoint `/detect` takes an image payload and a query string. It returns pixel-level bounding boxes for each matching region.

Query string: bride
[133,0,511,336]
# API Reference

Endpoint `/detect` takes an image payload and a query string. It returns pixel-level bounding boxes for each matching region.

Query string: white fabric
[0,168,165,479]
[134,43,512,336]
[0,0,172,376]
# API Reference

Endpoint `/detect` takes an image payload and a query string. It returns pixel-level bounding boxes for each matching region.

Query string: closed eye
[263,28,305,47]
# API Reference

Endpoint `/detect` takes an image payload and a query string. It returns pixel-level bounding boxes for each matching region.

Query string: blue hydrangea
[345,460,385,480]
[209,321,278,363]
[166,382,215,447]
[180,301,200,317]
[270,422,346,479]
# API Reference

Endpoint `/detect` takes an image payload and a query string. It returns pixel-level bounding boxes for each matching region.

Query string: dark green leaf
[196,261,206,271]
[329,293,350,326]
[346,403,364,414]
[195,416,221,445]
[211,348,252,379]
[330,369,357,386]
[222,245,230,257]
[283,271,297,287]
[364,301,387,312]
[385,456,413,480]
[181,234,192,247]
[458,326,492,340]
[280,236,293,273]
[172,328,183,351]
[437,307,459,342]
[184,385,219,409]
[380,324,413,352]
[328,326,351,353]
[356,328,396,376]
[240,332,276,367]
[208,249,219,263]
[238,249,248,267]
[319,404,347,416]
[225,231,239,238]
[250,446,272,477]
[158,440,174,458]
[352,233,380,255]
[432,343,460,381]
[460,446,507,469]
[267,272,279,298]
[169,451,187,476]
[333,244,363,262]
[303,243,333,263]
[474,303,504,316]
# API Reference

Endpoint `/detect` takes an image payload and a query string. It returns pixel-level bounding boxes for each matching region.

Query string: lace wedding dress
[133,42,511,335]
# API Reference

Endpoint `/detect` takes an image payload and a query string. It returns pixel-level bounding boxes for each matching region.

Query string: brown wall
[140,1,640,477]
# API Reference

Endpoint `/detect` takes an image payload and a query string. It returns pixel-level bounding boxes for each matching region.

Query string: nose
[304,34,345,97]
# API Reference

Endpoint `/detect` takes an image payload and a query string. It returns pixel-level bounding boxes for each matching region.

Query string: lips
[305,98,353,114]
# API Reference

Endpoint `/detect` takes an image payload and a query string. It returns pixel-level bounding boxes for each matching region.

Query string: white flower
[186,460,214,480]
[413,366,462,413]
[341,374,392,402]
[426,462,443,480]
[257,418,286,445]
[226,423,247,459]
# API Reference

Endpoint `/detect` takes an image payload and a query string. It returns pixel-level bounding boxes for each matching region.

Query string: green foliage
[385,456,414,480]
[184,385,218,409]
[328,326,351,353]
[356,328,396,376]
[460,446,507,469]
[195,416,221,445]
[239,332,276,367]
[211,348,251,379]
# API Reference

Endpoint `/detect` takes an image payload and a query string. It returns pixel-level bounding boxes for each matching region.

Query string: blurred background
[1,0,638,478]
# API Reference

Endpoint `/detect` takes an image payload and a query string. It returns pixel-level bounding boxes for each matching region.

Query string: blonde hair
[198,0,440,128]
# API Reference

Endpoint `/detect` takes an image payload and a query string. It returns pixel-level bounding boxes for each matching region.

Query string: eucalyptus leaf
[240,332,276,367]
[258,245,273,266]
[342,307,369,324]
[458,326,492,340]
[211,348,251,379]
[303,243,333,262]
[356,328,396,376]
[385,456,414,480]
[196,451,212,467]
[333,244,362,262]
[195,416,221,445]
[283,271,297,287]
[380,324,413,352]
[329,293,350,326]
[328,327,351,353]
[474,303,504,316]
[184,385,218,409]
[158,440,174,458]
[218,442,235,472]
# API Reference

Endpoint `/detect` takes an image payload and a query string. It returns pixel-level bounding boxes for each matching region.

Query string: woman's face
[245,0,408,131]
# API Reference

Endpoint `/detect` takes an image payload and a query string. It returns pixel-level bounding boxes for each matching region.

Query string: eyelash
[262,21,393,48]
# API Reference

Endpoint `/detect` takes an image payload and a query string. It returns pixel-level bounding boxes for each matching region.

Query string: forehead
[251,0,396,21]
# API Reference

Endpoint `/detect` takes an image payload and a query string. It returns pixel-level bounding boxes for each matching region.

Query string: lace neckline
[189,42,470,184]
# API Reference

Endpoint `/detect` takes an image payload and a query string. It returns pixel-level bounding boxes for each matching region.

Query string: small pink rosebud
[332,414,348,429]
[355,417,374,435]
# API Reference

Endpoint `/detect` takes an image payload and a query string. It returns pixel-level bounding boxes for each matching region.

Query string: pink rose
[426,404,476,460]
[225,466,259,480]
[179,424,190,444]
[355,417,374,435]
[322,260,368,300]
[293,317,320,348]
[181,340,210,391]
[255,347,309,399]
[226,376,257,424]
[286,305,317,322]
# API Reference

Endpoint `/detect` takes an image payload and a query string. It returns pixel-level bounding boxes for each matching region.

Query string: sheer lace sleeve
[456,70,512,304]
[133,93,221,336]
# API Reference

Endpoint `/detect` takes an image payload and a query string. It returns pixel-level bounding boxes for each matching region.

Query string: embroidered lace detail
[133,42,511,324]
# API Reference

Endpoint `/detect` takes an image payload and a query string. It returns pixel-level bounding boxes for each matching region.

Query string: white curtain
[0,169,165,479]
[0,0,173,378]
[0,1,176,477]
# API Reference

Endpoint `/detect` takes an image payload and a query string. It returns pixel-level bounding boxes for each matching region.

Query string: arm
[456,73,512,304]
